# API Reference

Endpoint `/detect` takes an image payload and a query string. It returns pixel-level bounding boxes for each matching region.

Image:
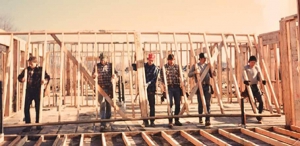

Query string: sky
[0,0,297,34]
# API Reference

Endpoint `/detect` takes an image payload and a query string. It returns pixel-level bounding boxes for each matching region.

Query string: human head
[99,52,108,64]
[248,56,257,67]
[167,54,175,65]
[28,56,38,68]
[147,53,155,65]
[199,53,207,64]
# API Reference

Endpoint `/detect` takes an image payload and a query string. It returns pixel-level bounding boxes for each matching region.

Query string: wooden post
[3,34,13,117]
[126,33,135,118]
[173,33,189,115]
[110,33,117,119]
[280,20,293,125]
[134,32,148,118]
[20,33,30,121]
[158,32,171,116]
[38,33,47,123]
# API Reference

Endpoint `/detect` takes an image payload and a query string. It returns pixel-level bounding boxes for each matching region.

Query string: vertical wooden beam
[57,33,64,122]
[110,34,117,119]
[20,33,30,121]
[14,39,20,113]
[3,34,13,117]
[126,33,135,118]
[280,20,294,126]
[134,32,148,118]
[274,44,282,105]
[173,33,189,115]
[158,32,171,116]
[39,33,47,123]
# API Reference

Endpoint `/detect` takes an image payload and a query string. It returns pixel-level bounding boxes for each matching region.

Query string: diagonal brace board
[203,33,224,113]
[50,34,127,118]
[173,33,190,115]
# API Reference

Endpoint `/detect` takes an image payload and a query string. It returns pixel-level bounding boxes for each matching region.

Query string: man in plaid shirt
[160,54,183,128]
[18,56,50,132]
[92,52,118,131]
[132,53,159,127]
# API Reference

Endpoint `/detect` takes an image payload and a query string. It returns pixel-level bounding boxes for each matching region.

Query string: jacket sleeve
[92,64,96,75]
[149,67,159,84]
[44,69,51,81]
[18,68,26,82]
[160,65,165,84]
[209,69,213,78]
[188,65,196,77]
[131,63,137,71]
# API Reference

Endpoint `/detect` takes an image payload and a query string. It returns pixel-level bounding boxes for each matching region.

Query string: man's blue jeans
[168,86,181,123]
[98,87,112,126]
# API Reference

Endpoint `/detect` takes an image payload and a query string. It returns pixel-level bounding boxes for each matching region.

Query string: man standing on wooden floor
[132,53,159,127]
[188,53,213,126]
[243,56,266,124]
[161,54,183,128]
[92,52,118,131]
[18,56,50,132]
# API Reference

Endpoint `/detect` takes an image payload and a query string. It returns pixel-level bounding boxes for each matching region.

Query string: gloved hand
[144,82,151,88]
[262,80,266,85]
[194,69,200,74]
[243,81,250,85]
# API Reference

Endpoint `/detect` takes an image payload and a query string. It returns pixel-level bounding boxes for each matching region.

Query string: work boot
[143,121,150,127]
[168,123,173,129]
[199,118,203,124]
[174,121,182,126]
[205,121,211,126]
[150,122,155,127]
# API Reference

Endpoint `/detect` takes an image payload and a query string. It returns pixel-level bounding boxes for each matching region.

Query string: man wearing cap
[160,54,183,128]
[188,53,213,126]
[243,55,266,123]
[132,53,159,127]
[92,52,118,131]
[18,56,50,132]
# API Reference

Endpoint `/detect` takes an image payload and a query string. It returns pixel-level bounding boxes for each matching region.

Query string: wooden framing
[240,128,288,146]
[218,129,256,146]
[1,126,298,145]
[0,31,288,126]
[254,127,297,145]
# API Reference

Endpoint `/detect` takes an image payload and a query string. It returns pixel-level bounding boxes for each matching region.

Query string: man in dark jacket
[18,56,50,132]
[132,53,159,127]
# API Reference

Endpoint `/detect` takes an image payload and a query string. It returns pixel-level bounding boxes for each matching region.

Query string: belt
[168,84,180,88]
[100,85,112,88]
